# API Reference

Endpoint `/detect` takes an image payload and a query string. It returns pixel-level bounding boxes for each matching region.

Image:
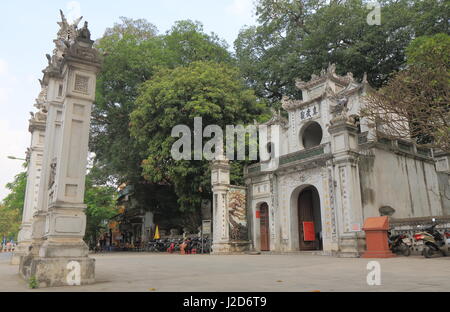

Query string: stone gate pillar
[19,12,101,287]
[211,157,231,252]
[211,157,250,254]
[328,115,365,257]
[11,109,46,264]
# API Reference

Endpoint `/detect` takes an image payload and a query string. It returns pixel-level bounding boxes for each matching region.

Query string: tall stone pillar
[211,157,250,253]
[328,114,365,257]
[211,158,231,253]
[20,12,101,287]
[11,110,46,264]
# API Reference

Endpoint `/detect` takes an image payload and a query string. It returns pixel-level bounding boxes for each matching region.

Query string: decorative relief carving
[48,158,57,190]
[339,166,351,232]
[228,188,248,241]
[328,167,337,239]
[74,74,89,94]
[221,193,227,239]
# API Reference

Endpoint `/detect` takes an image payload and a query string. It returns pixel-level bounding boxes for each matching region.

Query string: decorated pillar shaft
[31,88,63,256]
[211,158,249,254]
[11,114,46,264]
[328,117,365,256]
[40,40,100,257]
[211,159,230,246]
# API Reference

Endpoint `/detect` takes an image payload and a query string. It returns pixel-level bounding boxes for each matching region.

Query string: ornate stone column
[11,111,46,264]
[211,158,231,253]
[328,114,365,257]
[211,157,250,253]
[20,12,101,287]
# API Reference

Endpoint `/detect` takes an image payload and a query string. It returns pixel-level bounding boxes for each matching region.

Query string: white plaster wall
[361,148,443,219]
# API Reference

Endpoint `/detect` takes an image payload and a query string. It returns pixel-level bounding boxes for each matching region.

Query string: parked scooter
[414,219,448,258]
[388,231,411,256]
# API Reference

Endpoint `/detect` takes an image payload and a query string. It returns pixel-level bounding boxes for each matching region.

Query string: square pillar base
[20,254,95,288]
[362,251,396,258]
[11,241,31,265]
[212,241,250,254]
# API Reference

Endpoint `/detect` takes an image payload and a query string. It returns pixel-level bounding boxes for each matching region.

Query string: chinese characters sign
[299,104,319,121]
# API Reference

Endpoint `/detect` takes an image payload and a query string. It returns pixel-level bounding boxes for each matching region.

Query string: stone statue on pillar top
[51,10,85,64]
[77,21,91,41]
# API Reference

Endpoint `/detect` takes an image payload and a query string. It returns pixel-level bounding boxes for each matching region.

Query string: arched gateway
[259,203,270,251]
[297,186,322,251]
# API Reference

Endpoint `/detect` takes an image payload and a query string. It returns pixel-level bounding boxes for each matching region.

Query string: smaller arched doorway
[259,203,270,251]
[298,186,322,251]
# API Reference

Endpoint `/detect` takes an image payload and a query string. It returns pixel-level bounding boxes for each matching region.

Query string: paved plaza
[0,252,449,292]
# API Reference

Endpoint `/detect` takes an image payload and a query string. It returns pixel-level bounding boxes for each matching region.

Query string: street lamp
[7,156,27,161]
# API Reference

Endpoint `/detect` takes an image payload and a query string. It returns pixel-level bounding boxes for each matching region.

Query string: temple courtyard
[0,252,449,292]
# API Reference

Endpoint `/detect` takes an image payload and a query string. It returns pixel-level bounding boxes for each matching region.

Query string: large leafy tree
[0,170,26,240]
[235,0,449,105]
[362,33,450,152]
[0,206,20,241]
[92,18,233,184]
[130,61,268,213]
[2,171,27,217]
[92,18,162,185]
[91,18,241,228]
[84,173,118,247]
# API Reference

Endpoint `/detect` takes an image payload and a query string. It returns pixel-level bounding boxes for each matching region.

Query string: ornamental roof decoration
[282,64,368,111]
[35,79,48,108]
[295,63,354,90]
[54,10,83,58]
[43,10,98,79]
[263,107,289,128]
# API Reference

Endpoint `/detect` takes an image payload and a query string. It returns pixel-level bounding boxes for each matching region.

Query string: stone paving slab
[0,252,449,292]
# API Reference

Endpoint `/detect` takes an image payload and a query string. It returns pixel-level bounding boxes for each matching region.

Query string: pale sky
[0,0,257,201]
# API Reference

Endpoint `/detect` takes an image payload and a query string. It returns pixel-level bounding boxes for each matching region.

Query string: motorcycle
[414,219,448,258]
[388,231,411,256]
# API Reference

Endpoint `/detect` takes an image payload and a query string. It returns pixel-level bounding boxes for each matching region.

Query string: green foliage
[130,61,268,211]
[92,18,233,185]
[406,33,450,69]
[162,20,234,67]
[235,0,449,104]
[28,276,38,289]
[102,16,158,43]
[92,17,256,224]
[84,173,117,246]
[92,19,165,184]
[362,33,450,152]
[2,171,26,216]
[0,205,20,240]
[0,170,26,239]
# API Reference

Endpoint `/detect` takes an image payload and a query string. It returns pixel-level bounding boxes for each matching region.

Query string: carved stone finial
[53,9,85,58]
[35,84,48,107]
[346,72,354,81]
[362,72,368,84]
[46,54,52,65]
[77,21,91,41]
[327,63,336,74]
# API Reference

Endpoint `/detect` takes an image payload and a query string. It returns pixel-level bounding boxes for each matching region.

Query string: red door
[298,189,316,250]
[260,203,270,251]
